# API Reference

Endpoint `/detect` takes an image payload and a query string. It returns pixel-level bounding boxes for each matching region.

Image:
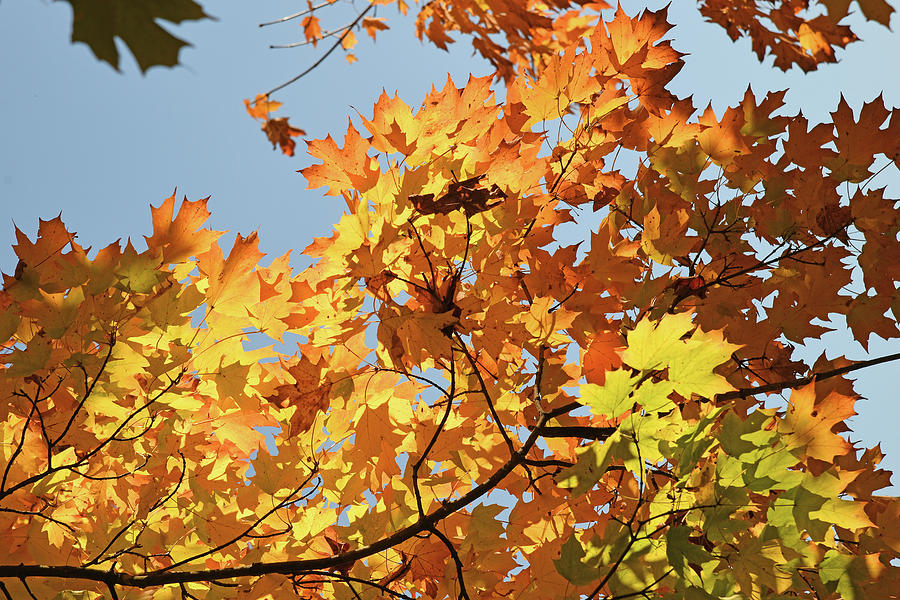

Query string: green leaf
[582,369,638,418]
[819,550,862,600]
[583,524,669,595]
[717,409,801,491]
[768,469,855,542]
[0,309,17,343]
[621,311,694,371]
[463,504,506,552]
[4,331,52,377]
[556,431,630,495]
[117,243,167,293]
[809,497,874,530]
[63,0,210,72]
[668,327,739,398]
[631,379,676,413]
[619,411,681,469]
[665,405,725,478]
[666,525,710,578]
[620,313,738,400]
[718,409,777,460]
[554,534,598,586]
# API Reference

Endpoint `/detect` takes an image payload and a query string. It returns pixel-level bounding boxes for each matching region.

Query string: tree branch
[0,374,182,501]
[718,351,900,401]
[0,413,552,589]
[265,4,375,97]
[539,425,616,440]
[259,1,337,27]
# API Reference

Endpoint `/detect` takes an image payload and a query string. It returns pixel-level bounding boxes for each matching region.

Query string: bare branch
[718,351,900,401]
[271,25,351,48]
[259,1,338,27]
[266,4,374,97]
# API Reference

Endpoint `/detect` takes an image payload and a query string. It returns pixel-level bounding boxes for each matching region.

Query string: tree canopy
[3,1,900,599]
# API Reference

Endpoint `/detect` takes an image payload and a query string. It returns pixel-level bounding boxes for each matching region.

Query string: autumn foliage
[4,0,900,599]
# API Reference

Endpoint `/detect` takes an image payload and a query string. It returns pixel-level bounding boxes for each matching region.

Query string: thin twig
[457,339,518,457]
[412,353,457,518]
[266,4,374,97]
[407,218,438,294]
[271,25,351,48]
[160,467,320,571]
[54,338,116,447]
[586,496,645,600]
[259,1,337,27]
[429,526,471,600]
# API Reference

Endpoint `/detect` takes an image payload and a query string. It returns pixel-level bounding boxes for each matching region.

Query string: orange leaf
[197,231,265,308]
[302,122,379,195]
[781,383,856,462]
[583,330,624,385]
[341,30,357,51]
[145,192,223,263]
[244,93,282,120]
[362,16,389,41]
[302,15,322,45]
[262,117,306,156]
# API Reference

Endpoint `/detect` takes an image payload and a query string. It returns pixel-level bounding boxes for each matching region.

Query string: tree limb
[718,351,900,401]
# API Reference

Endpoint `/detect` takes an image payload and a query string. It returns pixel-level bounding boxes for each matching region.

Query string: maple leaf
[699,0,859,72]
[244,94,306,155]
[780,383,856,462]
[302,15,323,45]
[262,117,307,156]
[62,0,209,72]
[144,191,223,263]
[582,369,639,419]
[324,527,355,576]
[821,0,895,26]
[302,122,380,195]
[244,94,282,120]
[582,330,624,385]
[362,16,390,40]
[264,355,333,434]
[341,30,358,51]
[554,534,598,585]
[827,94,897,182]
[359,90,420,155]
[847,293,898,349]
[197,231,265,307]
[670,276,707,301]
[410,174,507,216]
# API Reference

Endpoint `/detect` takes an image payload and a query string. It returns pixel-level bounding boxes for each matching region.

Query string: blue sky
[1,0,898,485]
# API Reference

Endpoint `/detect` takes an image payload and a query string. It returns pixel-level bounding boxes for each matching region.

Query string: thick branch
[0,413,551,589]
[718,351,900,401]
[539,425,616,441]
